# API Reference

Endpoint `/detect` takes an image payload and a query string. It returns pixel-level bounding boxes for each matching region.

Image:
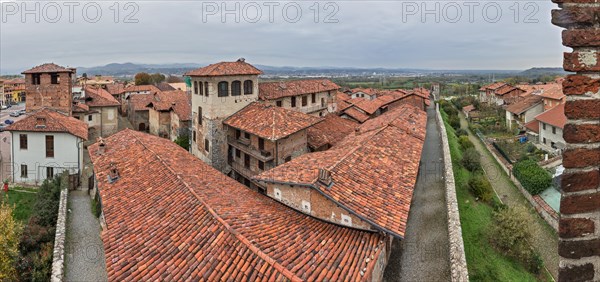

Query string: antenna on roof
[237,58,245,62]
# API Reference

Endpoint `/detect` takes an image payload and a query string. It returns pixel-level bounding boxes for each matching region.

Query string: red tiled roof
[224,102,321,140]
[105,83,125,96]
[307,115,358,149]
[258,79,339,100]
[255,104,427,238]
[462,105,475,113]
[122,84,161,94]
[72,103,89,113]
[342,107,370,123]
[525,120,540,133]
[481,82,506,91]
[89,129,385,281]
[495,84,524,96]
[127,94,154,112]
[186,59,263,77]
[84,86,121,107]
[505,95,543,114]
[539,85,565,100]
[535,103,566,129]
[6,108,88,140]
[3,78,25,85]
[146,90,191,121]
[22,63,73,74]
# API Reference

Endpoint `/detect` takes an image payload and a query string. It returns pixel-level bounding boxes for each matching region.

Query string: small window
[244,132,250,139]
[258,138,264,150]
[543,123,546,130]
[291,97,296,107]
[204,139,210,152]
[50,73,59,84]
[46,167,54,179]
[19,134,27,150]
[198,107,202,125]
[243,80,253,95]
[552,126,556,134]
[543,138,547,144]
[193,130,196,142]
[88,115,92,121]
[199,81,203,96]
[311,93,316,104]
[46,135,54,158]
[302,96,307,107]
[231,81,241,96]
[194,81,199,95]
[204,82,209,97]
[218,81,228,97]
[32,74,41,85]
[276,100,282,107]
[21,164,27,178]
[235,129,241,139]
[244,154,250,168]
[235,148,241,158]
[258,161,264,170]
[285,156,292,163]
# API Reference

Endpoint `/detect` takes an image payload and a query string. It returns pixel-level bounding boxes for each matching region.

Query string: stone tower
[186,59,262,172]
[22,63,75,115]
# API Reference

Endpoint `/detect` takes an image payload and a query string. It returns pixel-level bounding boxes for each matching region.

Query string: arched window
[204,82,209,96]
[199,81,203,96]
[218,81,228,97]
[231,81,241,96]
[244,80,253,95]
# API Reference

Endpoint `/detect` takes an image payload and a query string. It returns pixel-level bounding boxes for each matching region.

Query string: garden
[0,176,65,281]
[493,140,548,164]
[440,101,549,281]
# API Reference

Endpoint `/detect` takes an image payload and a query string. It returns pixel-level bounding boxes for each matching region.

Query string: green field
[2,188,38,222]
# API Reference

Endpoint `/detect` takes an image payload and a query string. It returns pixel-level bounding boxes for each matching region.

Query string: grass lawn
[442,109,540,282]
[1,188,38,222]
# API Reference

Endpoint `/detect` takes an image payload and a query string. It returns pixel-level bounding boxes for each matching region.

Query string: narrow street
[384,102,451,281]
[458,112,559,279]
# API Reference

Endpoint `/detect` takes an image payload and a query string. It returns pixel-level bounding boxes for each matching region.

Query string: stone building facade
[258,79,339,117]
[23,63,75,115]
[552,4,600,281]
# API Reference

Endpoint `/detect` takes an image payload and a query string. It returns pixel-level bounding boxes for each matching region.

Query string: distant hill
[77,63,204,77]
[519,67,568,76]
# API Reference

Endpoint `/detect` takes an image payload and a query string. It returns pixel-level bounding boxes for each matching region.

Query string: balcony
[231,161,260,179]
[299,103,327,114]
[227,136,274,162]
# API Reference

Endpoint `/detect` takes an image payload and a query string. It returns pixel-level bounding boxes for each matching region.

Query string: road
[383,101,451,281]
[0,103,27,182]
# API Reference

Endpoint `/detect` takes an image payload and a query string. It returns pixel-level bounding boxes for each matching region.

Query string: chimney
[318,168,332,186]
[237,57,245,62]
[35,117,46,128]
[97,137,106,155]
[107,161,120,183]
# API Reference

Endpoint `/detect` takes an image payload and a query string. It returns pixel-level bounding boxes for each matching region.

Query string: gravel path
[383,102,451,282]
[64,190,107,282]
[458,113,559,279]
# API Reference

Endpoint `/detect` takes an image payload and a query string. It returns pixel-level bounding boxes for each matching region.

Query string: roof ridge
[129,132,301,281]
[325,126,387,173]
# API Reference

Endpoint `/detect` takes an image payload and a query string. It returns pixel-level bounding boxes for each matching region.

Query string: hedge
[512,160,552,195]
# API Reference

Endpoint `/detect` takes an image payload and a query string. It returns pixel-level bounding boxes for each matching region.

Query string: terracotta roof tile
[186,59,262,77]
[342,107,370,123]
[525,120,540,133]
[307,115,358,149]
[122,84,161,94]
[462,105,475,113]
[72,103,89,113]
[5,108,88,140]
[481,82,506,91]
[84,86,121,107]
[146,90,191,121]
[505,95,543,114]
[224,102,321,140]
[89,129,385,281]
[539,85,565,100]
[258,79,339,100]
[255,104,427,237]
[534,103,566,129]
[127,94,154,112]
[495,84,523,96]
[22,63,74,74]
[105,83,125,96]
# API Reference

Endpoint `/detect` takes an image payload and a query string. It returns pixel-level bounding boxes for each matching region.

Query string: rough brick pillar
[552,2,600,281]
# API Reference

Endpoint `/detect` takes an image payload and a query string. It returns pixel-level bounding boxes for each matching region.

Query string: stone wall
[552,3,600,281]
[51,173,69,282]
[436,103,469,282]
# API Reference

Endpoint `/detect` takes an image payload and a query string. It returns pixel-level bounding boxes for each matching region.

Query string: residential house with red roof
[119,84,161,114]
[339,88,429,123]
[254,104,427,238]
[22,63,76,115]
[479,82,506,103]
[3,78,26,104]
[126,94,154,132]
[146,90,191,141]
[258,79,339,117]
[534,103,567,153]
[72,86,120,140]
[307,114,358,152]
[222,102,321,191]
[186,58,262,172]
[539,85,566,111]
[88,129,390,281]
[5,108,87,184]
[505,94,544,130]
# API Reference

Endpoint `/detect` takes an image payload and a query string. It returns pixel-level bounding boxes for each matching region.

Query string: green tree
[174,135,189,151]
[150,73,166,85]
[461,148,481,172]
[134,72,152,85]
[0,200,22,281]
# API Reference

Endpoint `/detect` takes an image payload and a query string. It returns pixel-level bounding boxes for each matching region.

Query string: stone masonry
[552,3,600,281]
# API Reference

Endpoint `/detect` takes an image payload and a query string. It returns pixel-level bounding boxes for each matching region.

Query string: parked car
[0,124,6,132]
[4,120,14,125]
[0,105,7,110]
[9,112,20,117]
[17,110,26,115]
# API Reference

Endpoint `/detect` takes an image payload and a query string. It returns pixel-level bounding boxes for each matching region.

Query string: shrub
[456,128,468,137]
[489,206,543,274]
[449,115,461,130]
[513,160,552,195]
[461,148,482,172]
[458,136,474,150]
[174,135,190,151]
[468,174,494,203]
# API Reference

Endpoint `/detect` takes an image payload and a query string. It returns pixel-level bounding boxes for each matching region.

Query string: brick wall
[552,2,600,281]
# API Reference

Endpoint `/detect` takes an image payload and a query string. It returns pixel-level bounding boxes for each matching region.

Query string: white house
[6,109,88,185]
[505,94,544,130]
[534,103,566,154]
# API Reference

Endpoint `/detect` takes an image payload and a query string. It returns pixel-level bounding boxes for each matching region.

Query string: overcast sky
[0,1,568,74]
